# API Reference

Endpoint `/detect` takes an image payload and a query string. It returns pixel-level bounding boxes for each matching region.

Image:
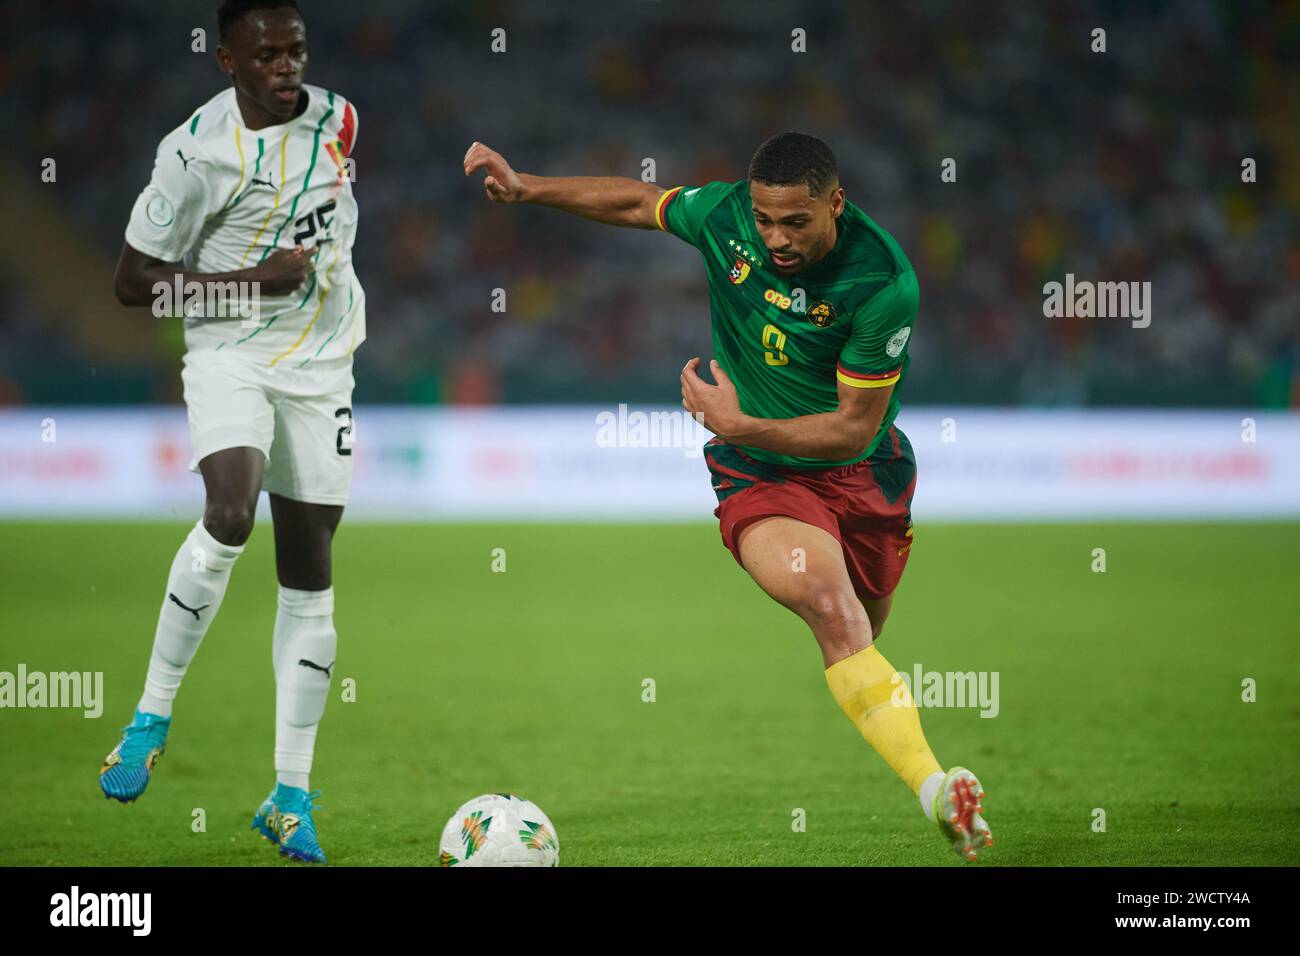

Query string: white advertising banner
[0,407,1296,521]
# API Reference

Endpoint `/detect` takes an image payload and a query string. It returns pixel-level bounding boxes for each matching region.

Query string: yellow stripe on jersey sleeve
[655,187,683,231]
[836,369,901,389]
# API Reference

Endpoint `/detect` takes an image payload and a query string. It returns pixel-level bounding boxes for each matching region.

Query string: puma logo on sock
[297,659,334,678]
[168,593,210,621]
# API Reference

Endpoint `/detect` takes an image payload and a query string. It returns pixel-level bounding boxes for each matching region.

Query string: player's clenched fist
[463,141,525,203]
[250,245,316,295]
[681,357,744,438]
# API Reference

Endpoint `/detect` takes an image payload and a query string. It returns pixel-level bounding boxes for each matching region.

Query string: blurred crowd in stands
[4,0,1296,406]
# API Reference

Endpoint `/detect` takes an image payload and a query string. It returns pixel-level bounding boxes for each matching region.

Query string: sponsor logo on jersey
[764,288,793,310]
[886,326,911,358]
[808,300,837,328]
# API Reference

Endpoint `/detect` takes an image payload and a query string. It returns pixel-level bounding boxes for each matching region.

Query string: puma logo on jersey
[249,174,275,189]
[176,149,193,172]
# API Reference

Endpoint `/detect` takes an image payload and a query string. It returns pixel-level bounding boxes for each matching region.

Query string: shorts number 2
[335,407,354,456]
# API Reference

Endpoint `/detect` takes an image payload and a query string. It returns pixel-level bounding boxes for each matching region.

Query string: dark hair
[748,132,839,197]
[218,0,303,43]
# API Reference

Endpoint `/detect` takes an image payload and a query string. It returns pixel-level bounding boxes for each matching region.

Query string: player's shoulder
[658,179,740,237]
[155,88,237,155]
[139,89,238,195]
[840,200,912,277]
[302,84,360,155]
[837,201,918,311]
[673,179,745,212]
[706,179,748,211]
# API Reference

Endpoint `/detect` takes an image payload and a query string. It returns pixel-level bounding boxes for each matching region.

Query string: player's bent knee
[800,586,870,639]
[203,501,256,546]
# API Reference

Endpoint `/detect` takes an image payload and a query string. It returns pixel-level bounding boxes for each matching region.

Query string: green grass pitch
[1,521,1296,866]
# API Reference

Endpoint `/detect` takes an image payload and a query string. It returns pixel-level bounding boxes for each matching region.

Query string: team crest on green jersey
[726,239,758,286]
[808,300,837,328]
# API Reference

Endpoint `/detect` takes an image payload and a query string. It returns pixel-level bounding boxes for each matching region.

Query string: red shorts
[703,425,917,600]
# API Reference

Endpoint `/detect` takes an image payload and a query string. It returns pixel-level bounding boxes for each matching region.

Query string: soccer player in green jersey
[464,132,992,861]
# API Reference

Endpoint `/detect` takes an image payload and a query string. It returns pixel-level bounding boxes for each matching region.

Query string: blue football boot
[252,783,326,863]
[99,709,171,802]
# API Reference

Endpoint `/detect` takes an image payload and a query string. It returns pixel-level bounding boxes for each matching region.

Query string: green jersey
[657,179,918,468]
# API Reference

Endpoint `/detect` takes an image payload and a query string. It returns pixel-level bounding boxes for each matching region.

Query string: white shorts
[181,350,356,506]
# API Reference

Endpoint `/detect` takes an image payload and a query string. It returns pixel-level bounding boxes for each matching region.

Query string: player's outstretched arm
[463,141,664,229]
[113,242,317,307]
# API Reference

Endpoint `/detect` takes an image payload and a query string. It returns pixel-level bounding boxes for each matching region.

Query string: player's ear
[216,45,235,80]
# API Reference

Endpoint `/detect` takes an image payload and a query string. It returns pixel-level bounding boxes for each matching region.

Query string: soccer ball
[438,793,559,867]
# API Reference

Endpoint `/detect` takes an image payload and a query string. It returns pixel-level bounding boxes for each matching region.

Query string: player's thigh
[197,447,265,544]
[841,524,908,639]
[269,493,343,590]
[182,353,275,482]
[839,425,917,636]
[183,354,275,543]
[262,363,355,509]
[736,516,864,626]
[198,446,266,512]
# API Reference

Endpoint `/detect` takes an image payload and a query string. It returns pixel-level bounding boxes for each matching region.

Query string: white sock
[273,586,336,790]
[920,770,946,822]
[137,520,244,718]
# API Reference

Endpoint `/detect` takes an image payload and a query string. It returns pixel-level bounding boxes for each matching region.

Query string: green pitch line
[0,521,1296,866]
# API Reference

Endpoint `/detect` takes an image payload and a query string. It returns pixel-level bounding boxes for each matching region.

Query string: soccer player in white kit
[101,0,364,863]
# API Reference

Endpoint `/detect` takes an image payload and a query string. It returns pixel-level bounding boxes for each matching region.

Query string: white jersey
[125,84,365,368]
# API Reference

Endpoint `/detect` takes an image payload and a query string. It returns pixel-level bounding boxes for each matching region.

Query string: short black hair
[218,0,303,43]
[748,132,839,197]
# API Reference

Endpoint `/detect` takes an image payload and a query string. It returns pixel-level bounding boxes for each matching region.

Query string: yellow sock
[825,644,943,795]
